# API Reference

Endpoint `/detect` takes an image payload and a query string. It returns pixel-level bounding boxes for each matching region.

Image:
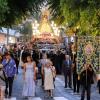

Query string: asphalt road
[3,69,100,100]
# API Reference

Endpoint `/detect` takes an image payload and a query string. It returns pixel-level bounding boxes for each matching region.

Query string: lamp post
[6,28,9,45]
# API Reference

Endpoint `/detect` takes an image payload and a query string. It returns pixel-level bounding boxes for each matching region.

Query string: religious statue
[39,10,53,34]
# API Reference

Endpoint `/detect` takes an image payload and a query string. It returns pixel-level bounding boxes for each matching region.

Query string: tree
[0,0,99,36]
[0,0,44,26]
[20,22,33,42]
[48,0,100,36]
[0,0,9,24]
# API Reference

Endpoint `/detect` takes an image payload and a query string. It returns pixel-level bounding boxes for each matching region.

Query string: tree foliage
[20,21,33,41]
[0,0,44,26]
[0,0,100,36]
[48,0,100,36]
[0,0,9,24]
[21,22,32,35]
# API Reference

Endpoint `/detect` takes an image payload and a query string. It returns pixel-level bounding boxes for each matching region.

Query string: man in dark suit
[80,63,94,100]
[72,54,80,94]
[62,54,73,88]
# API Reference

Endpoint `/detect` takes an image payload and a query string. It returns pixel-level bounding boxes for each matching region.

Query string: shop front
[0,33,6,45]
[8,36,16,44]
[0,34,17,45]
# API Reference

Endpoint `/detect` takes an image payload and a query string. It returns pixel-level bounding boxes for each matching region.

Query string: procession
[0,0,100,100]
[0,41,99,100]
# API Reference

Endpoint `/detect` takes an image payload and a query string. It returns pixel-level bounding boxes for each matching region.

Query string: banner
[77,36,100,74]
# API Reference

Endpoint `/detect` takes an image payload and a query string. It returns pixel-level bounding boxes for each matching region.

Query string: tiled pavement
[3,68,100,100]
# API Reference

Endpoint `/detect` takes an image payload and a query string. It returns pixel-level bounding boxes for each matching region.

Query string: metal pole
[7,28,9,45]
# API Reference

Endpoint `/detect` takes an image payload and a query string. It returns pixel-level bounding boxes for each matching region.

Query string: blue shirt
[2,58,17,77]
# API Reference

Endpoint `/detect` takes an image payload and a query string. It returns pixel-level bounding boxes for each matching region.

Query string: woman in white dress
[22,55,36,98]
[40,53,48,86]
[42,59,56,98]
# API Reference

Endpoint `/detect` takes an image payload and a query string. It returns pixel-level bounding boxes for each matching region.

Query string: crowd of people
[0,43,100,100]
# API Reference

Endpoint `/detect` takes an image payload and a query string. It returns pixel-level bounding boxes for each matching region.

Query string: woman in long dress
[22,55,36,98]
[42,59,56,98]
[40,53,48,86]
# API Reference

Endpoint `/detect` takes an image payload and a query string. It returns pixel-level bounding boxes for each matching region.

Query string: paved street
[7,68,99,100]
[0,0,100,99]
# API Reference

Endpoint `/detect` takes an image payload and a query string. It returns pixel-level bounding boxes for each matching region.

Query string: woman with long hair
[22,55,36,99]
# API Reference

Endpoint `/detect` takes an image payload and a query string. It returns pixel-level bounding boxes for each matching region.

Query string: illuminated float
[31,10,62,51]
[32,10,61,43]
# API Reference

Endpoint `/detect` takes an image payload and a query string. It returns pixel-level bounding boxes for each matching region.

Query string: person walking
[62,54,73,88]
[22,55,36,99]
[54,51,62,74]
[72,56,80,94]
[80,63,94,100]
[42,60,55,98]
[40,53,48,87]
[2,52,17,98]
